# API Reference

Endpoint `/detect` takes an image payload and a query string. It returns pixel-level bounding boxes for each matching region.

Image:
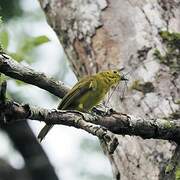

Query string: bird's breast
[78,84,108,111]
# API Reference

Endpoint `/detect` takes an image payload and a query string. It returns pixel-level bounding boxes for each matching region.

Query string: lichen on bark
[39,0,108,76]
[154,30,180,73]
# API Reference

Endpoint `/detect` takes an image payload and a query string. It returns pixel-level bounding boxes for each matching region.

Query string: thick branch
[0,101,118,154]
[1,100,180,144]
[0,53,69,98]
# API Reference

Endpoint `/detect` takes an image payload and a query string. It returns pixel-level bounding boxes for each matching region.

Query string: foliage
[176,166,180,180]
[153,31,180,73]
[0,28,50,62]
[0,30,9,50]
[21,35,50,52]
[9,35,50,62]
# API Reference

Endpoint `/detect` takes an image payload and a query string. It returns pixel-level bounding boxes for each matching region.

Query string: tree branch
[1,100,180,145]
[0,53,69,98]
[0,100,119,154]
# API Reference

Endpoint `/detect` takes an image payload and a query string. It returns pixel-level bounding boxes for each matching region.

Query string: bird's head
[98,70,128,86]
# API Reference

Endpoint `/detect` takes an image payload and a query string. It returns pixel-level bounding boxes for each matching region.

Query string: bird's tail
[38,124,53,142]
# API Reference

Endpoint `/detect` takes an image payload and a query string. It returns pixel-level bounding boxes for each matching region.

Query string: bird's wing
[38,77,96,142]
[58,77,97,110]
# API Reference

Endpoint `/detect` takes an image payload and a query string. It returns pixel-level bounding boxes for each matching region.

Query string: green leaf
[9,52,25,62]
[21,35,50,53]
[32,35,50,46]
[0,30,9,49]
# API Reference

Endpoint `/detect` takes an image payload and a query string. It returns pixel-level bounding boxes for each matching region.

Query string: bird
[38,70,127,142]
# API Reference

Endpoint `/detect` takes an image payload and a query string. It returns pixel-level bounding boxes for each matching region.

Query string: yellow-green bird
[38,70,127,142]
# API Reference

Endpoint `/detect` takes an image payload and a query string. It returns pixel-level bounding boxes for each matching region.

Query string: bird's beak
[121,75,128,81]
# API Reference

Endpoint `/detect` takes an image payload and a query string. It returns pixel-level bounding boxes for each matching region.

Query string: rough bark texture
[38,0,180,179]
[1,100,180,144]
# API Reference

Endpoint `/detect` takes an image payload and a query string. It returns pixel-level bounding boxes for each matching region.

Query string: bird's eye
[113,71,117,74]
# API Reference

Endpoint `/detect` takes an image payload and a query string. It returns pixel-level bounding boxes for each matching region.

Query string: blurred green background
[0,0,112,179]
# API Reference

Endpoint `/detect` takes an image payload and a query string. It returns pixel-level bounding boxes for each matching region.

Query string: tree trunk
[38,0,180,179]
